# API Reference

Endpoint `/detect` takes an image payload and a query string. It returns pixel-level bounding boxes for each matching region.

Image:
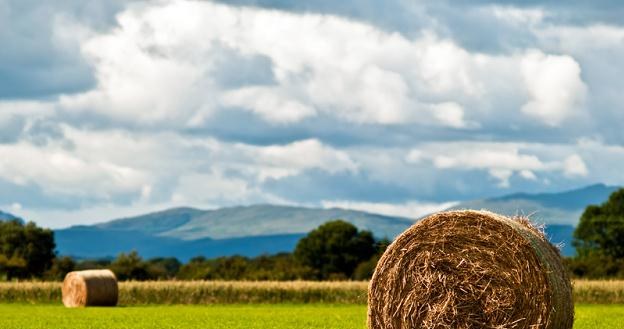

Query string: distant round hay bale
[368,210,573,329]
[62,269,118,307]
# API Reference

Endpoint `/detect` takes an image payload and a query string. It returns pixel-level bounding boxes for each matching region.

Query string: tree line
[1,188,624,281]
[0,220,54,280]
[567,188,624,278]
[1,219,388,281]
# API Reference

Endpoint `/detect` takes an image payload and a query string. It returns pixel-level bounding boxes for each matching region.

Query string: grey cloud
[452,0,624,25]
[216,0,624,26]
[0,0,135,100]
[210,0,428,35]
[212,49,276,88]
[192,110,589,149]
[211,0,624,54]
[0,66,93,100]
[0,179,76,209]
[262,169,414,203]
[212,0,524,55]
[260,164,582,205]
[0,178,135,210]
[0,115,27,143]
[22,119,69,147]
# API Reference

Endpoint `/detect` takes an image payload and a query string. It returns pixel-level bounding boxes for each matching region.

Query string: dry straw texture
[0,280,617,305]
[573,280,624,304]
[62,269,118,307]
[368,210,574,329]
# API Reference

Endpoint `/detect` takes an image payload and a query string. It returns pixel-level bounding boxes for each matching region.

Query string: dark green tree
[0,254,26,280]
[177,257,212,280]
[294,220,376,280]
[574,189,624,259]
[211,256,249,279]
[146,257,182,280]
[110,251,148,281]
[352,238,391,280]
[245,253,314,280]
[0,219,55,279]
[75,258,112,271]
[176,254,314,280]
[45,256,76,281]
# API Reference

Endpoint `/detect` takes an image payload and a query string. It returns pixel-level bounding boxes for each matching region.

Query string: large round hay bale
[62,269,118,307]
[368,210,573,329]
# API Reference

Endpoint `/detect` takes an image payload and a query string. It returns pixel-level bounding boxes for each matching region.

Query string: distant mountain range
[449,183,619,226]
[93,206,413,240]
[3,183,620,260]
[0,210,22,223]
[55,206,413,261]
[447,183,619,256]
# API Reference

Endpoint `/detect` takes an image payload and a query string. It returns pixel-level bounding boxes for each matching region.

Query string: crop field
[0,281,368,304]
[0,304,623,329]
[1,280,623,328]
[2,280,624,304]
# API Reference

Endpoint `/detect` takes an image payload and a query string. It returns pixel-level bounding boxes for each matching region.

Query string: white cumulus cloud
[222,86,316,124]
[322,200,458,220]
[406,142,591,187]
[0,141,149,197]
[521,51,587,126]
[57,0,587,130]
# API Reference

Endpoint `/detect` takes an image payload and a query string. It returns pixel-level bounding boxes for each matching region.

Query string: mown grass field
[0,304,623,329]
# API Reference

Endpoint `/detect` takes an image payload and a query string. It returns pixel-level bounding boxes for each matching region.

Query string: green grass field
[1,304,623,329]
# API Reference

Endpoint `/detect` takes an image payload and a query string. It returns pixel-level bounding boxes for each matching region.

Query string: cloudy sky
[1,0,623,228]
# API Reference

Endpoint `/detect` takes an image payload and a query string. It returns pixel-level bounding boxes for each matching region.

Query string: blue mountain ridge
[55,226,304,262]
[55,205,413,261]
[491,183,619,210]
[4,183,620,260]
[0,210,23,223]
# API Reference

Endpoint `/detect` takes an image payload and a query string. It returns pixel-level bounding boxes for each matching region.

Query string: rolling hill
[95,205,414,240]
[446,183,619,255]
[55,205,414,261]
[0,210,22,222]
[449,183,619,226]
[46,183,624,260]
[0,210,24,223]
[55,225,305,261]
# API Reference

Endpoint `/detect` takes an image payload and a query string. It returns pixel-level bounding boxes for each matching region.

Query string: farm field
[0,304,623,329]
[2,280,624,304]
